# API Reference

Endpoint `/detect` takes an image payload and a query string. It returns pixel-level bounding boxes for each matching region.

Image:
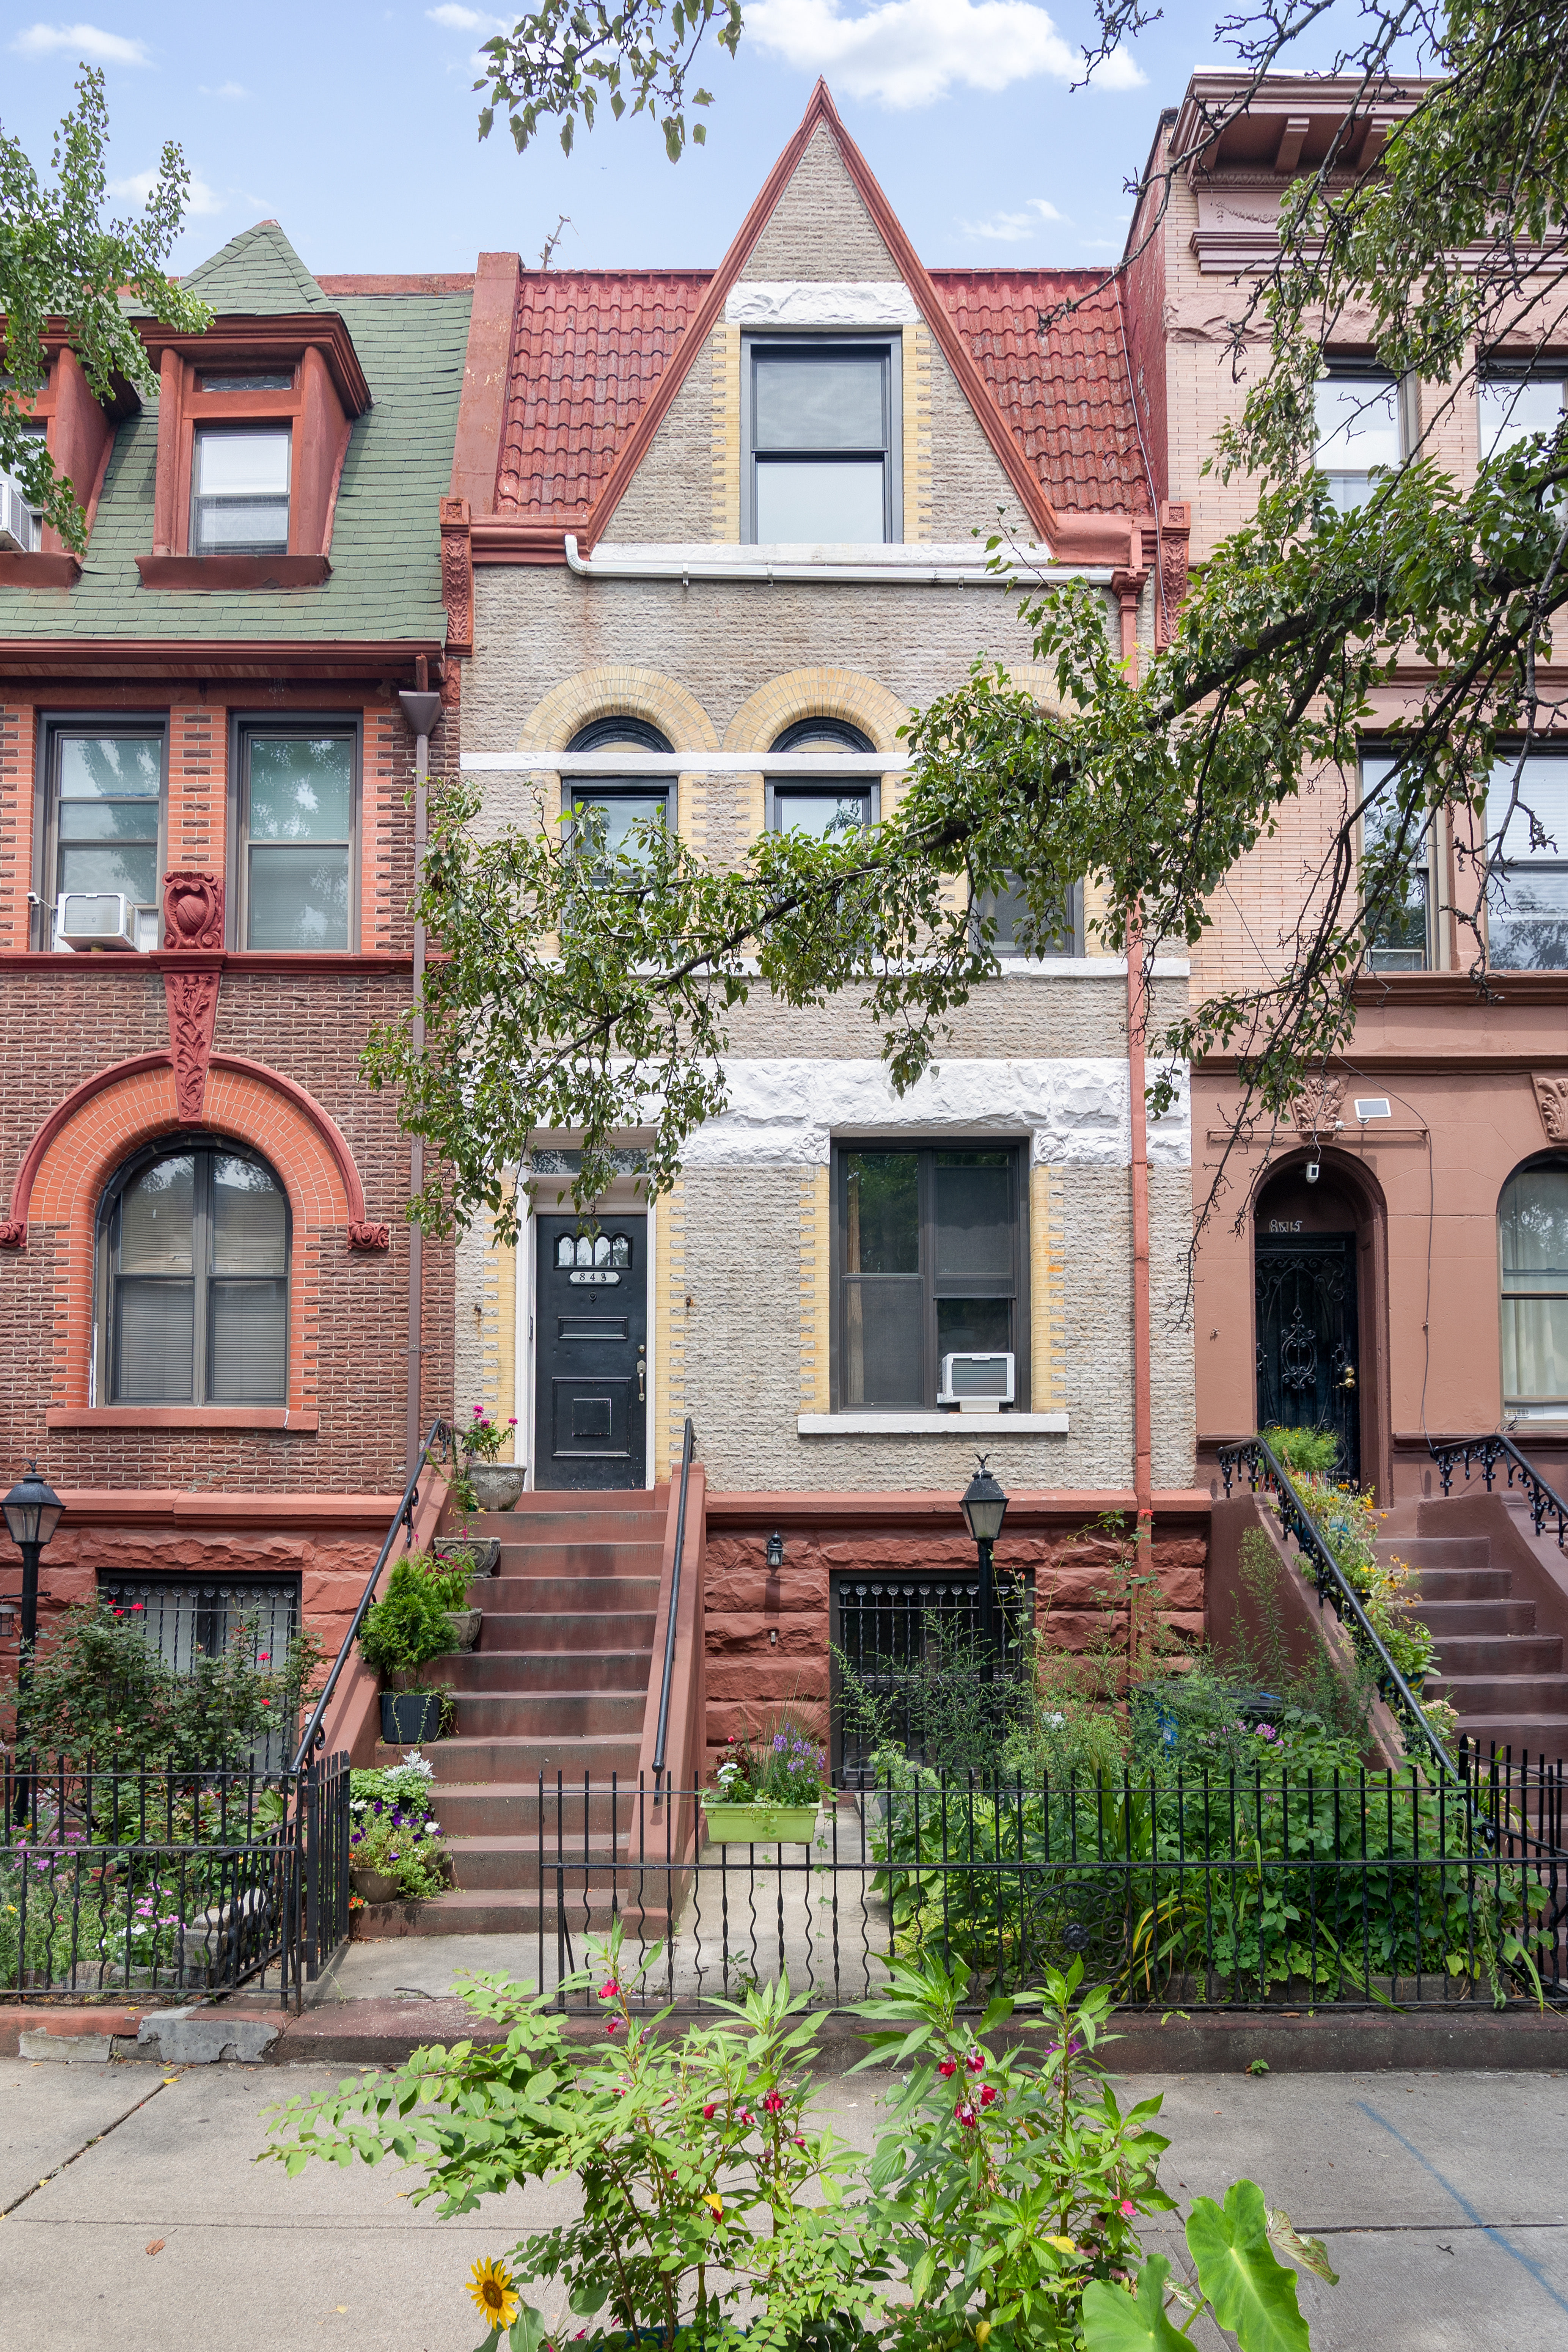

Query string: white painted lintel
[797,1411,1069,1436]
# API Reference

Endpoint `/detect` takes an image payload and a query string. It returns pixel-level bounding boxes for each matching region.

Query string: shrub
[358,1559,459,1687]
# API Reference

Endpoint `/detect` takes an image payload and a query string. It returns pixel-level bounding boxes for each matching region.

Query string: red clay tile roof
[497,269,713,517]
[929,270,1150,515]
[495,265,1145,521]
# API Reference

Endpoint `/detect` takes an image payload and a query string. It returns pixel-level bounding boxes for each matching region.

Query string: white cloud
[426,3,505,28]
[745,0,1144,108]
[11,20,150,65]
[112,168,225,217]
[199,80,248,97]
[960,196,1066,240]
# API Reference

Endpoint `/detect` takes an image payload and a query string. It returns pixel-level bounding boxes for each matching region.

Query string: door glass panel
[845,1152,918,1273]
[754,352,885,449]
[211,1155,287,1274]
[116,1282,195,1400]
[118,1155,195,1273]
[209,1281,288,1401]
[934,1153,1012,1278]
[842,1279,923,1406]
[755,459,885,543]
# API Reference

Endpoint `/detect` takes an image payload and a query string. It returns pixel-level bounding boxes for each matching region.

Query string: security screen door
[534,1216,648,1489]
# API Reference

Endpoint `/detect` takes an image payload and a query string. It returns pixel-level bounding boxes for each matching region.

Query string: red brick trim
[46,1406,319,1430]
[0,640,443,683]
[206,1054,386,1242]
[703,1488,1213,1528]
[56,1488,402,1527]
[0,953,415,972]
[0,1053,172,1248]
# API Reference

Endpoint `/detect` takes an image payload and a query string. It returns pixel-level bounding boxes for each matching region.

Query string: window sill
[45,1407,317,1431]
[0,550,82,587]
[135,555,330,591]
[797,1411,1068,1436]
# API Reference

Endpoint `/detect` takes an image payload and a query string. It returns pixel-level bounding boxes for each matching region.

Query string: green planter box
[702,1800,820,1845]
[380,1691,441,1744]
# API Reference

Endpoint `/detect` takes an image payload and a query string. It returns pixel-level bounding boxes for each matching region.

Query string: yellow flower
[702,2193,724,2222]
[1044,2235,1078,2258]
[466,2257,520,2330]
[975,2324,992,2348]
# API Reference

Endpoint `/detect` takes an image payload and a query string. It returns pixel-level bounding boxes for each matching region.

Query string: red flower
[938,2058,958,2079]
[979,2084,998,2108]
[965,2049,986,2074]
[606,2017,621,2035]
[955,2101,978,2129]
[762,2090,786,2115]
[599,1978,621,2000]
[702,2102,718,2120]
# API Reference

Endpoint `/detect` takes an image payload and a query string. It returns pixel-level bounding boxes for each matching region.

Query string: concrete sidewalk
[3,2055,1565,2350]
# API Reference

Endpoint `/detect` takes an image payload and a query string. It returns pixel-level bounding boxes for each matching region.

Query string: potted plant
[347,1760,449,1905]
[359,1559,459,1744]
[460,1405,525,1513]
[702,1717,827,1844]
[424,1552,482,1652]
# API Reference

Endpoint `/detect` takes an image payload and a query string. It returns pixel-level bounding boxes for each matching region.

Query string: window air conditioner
[0,474,38,554]
[55,892,157,952]
[938,1352,1015,1412]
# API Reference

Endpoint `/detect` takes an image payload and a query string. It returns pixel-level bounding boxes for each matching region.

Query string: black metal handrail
[290,1417,454,1772]
[1218,1435,1456,1782]
[1430,1433,1568,1551]
[651,1416,696,1786]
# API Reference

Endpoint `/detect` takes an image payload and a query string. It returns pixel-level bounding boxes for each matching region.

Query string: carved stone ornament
[0,1221,23,1250]
[1532,1073,1568,1144]
[1292,1076,1346,1136]
[440,495,473,659]
[165,966,222,1122]
[348,1221,391,1251]
[162,869,224,951]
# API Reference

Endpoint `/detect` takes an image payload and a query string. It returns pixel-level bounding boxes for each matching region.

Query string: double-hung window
[1499,1158,1568,1417]
[235,723,356,949]
[1359,751,1431,971]
[1,420,47,552]
[836,1143,1026,1409]
[192,422,291,556]
[767,718,875,838]
[1479,367,1567,463]
[41,723,165,949]
[974,876,1084,960]
[1486,749,1568,970]
[745,338,899,544]
[566,717,672,869]
[1314,366,1405,513]
[101,1140,289,1405]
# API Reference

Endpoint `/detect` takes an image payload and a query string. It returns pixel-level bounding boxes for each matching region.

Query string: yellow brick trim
[654,1176,688,1476]
[711,325,741,542]
[1029,1163,1067,1411]
[722,669,909,757]
[799,1165,831,1412]
[518,667,720,756]
[1001,662,1116,957]
[902,322,932,544]
[496,1196,518,1461]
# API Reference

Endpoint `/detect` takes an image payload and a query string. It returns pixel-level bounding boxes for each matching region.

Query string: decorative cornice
[1532,1073,1568,1144]
[0,638,444,682]
[440,496,473,656]
[133,312,372,416]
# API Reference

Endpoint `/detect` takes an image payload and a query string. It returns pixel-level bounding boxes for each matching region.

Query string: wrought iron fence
[830,1571,1033,1782]
[96,1573,303,1772]
[0,1750,350,2008]
[529,1755,1568,2015]
[1430,1433,1568,1552]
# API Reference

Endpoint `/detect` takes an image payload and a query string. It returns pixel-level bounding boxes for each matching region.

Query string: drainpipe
[1114,573,1156,1663]
[397,663,443,1475]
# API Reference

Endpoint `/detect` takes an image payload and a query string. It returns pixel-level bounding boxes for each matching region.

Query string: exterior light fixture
[960,1456,1008,1681]
[2,1461,63,1821]
[765,1530,785,1571]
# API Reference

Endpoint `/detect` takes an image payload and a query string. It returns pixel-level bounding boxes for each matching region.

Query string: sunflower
[466,2257,520,2330]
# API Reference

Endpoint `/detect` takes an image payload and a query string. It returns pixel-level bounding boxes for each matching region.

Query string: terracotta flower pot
[444,1608,482,1652]
[466,1464,525,1512]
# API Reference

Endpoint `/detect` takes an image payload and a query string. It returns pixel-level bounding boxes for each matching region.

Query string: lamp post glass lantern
[960,1456,1008,1681]
[3,1462,63,1818]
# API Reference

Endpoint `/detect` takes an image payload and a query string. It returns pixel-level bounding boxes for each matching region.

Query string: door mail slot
[558,1315,630,1342]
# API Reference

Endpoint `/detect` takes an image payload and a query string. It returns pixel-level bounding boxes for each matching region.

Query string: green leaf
[509,2306,550,2352]
[1268,2207,1340,2286]
[1082,2257,1190,2351]
[1187,2180,1311,2352]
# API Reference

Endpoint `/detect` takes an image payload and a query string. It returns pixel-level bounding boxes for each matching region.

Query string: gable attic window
[743,336,900,544]
[136,320,369,589]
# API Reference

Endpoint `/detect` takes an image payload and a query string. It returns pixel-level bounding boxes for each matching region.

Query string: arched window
[768,717,875,839]
[1499,1156,1568,1416]
[566,716,673,862]
[100,1141,289,1404]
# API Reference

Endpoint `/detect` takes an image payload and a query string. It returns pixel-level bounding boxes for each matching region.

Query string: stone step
[449,1689,647,1738]
[1375,1535,1492,1570]
[1409,1598,1538,1638]
[377,1734,643,1780]
[1427,1671,1568,1713]
[443,1649,654,1693]
[1425,1634,1564,1676]
[473,1609,658,1653]
[430,1782,669,1836]
[1458,1729,1568,1769]
[467,1509,663,1543]
[354,1886,674,1939]
[1405,1568,1515,1601]
[477,1576,661,1615]
[448,1835,671,1892]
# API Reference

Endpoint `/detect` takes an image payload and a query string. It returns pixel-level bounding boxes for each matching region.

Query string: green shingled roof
[3,223,471,646]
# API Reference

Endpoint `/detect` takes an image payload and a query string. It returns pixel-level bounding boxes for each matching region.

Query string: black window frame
[765,716,878,837]
[830,1139,1029,1412]
[229,712,360,952]
[97,1136,291,1407]
[33,713,169,952]
[741,333,902,547]
[1359,746,1433,973]
[564,715,675,855]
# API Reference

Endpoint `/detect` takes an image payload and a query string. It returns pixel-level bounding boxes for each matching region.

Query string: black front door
[1254,1233,1361,1484]
[535,1216,647,1490]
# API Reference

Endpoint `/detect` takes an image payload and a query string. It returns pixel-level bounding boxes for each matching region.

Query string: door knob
[636,1349,646,1403]
[1341,1365,1357,1391]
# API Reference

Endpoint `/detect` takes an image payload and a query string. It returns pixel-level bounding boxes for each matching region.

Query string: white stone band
[725,281,921,327]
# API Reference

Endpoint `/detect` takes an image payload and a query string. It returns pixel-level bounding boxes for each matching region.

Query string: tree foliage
[1,66,210,550]
[474,0,742,161]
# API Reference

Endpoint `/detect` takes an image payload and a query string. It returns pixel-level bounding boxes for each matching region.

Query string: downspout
[398,665,443,1475]
[1117,579,1156,1662]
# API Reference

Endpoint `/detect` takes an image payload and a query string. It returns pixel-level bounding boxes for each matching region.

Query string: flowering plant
[711,1716,826,1807]
[460,1407,518,1464]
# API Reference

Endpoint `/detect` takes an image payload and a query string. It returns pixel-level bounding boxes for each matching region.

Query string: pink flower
[1119,2200,1137,2219]
[762,2090,786,2115]
[979,2085,998,2109]
[606,2017,621,2035]
[793,2134,807,2148]
[955,2101,978,2129]
[737,2108,754,2127]
[965,2049,986,2074]
[702,2102,718,2120]
[938,2058,958,2079]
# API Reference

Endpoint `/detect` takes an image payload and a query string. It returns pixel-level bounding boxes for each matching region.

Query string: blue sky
[6,5,1333,277]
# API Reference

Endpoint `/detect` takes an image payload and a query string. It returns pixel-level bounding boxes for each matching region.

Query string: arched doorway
[1253,1152,1387,1491]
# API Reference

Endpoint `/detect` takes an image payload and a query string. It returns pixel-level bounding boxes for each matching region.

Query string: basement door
[1254,1233,1361,1485]
[534,1216,647,1490]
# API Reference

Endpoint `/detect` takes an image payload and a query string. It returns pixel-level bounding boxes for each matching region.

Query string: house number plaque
[569,1269,622,1285]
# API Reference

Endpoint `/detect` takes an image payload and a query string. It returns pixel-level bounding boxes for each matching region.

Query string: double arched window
[767,717,875,839]
[1499,1156,1568,1417]
[99,1141,289,1404]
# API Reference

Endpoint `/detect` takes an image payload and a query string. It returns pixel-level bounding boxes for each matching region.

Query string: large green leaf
[1082,2256,1190,2352]
[1186,2181,1310,2352]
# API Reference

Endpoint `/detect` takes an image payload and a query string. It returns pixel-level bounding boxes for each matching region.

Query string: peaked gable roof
[177,220,331,314]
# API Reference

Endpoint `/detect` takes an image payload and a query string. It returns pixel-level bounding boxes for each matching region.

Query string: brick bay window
[38,720,166,951]
[744,336,900,543]
[234,721,357,949]
[99,1141,289,1406]
[834,1142,1028,1409]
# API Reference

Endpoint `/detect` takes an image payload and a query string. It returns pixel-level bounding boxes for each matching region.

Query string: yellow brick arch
[518,667,720,755]
[722,669,910,757]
